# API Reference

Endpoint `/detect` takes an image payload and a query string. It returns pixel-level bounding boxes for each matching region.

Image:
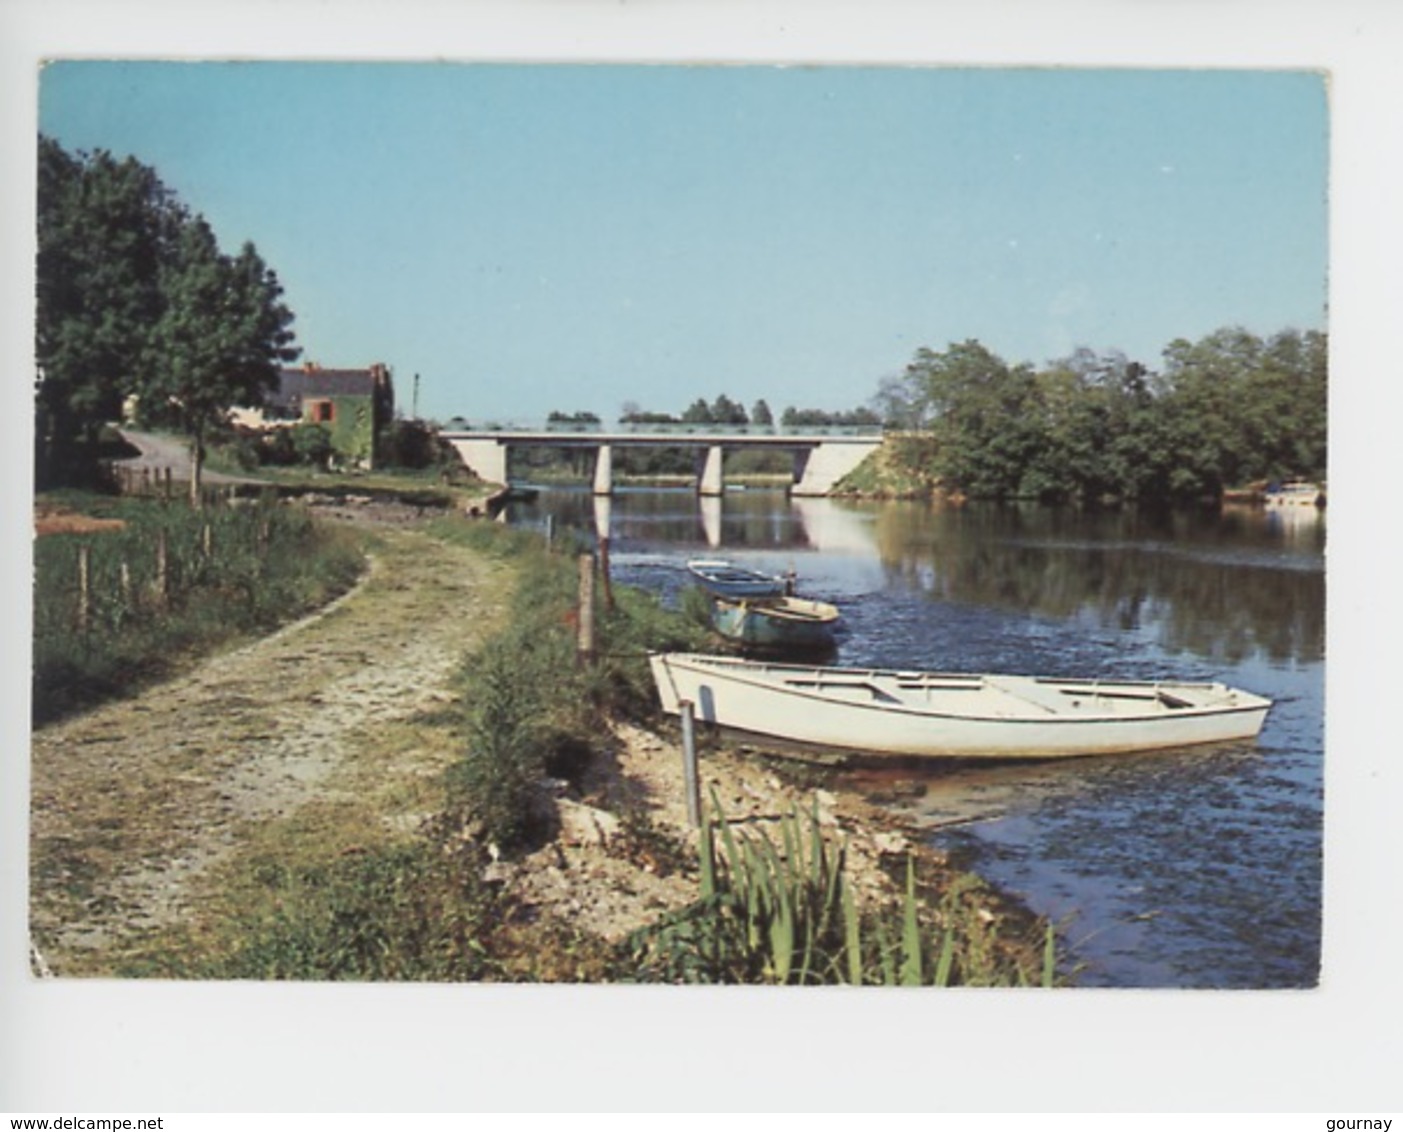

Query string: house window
[308,399,335,424]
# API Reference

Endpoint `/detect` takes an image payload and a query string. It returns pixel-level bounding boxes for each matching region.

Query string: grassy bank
[32,490,365,724]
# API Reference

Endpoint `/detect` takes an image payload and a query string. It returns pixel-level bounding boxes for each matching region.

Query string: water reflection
[514,489,1324,667]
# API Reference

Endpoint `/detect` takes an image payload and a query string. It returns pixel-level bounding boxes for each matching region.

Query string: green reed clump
[32,494,364,723]
[624,794,1060,987]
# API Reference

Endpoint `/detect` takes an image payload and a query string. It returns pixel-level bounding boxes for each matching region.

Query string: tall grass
[624,794,1060,987]
[435,518,709,852]
[32,493,364,723]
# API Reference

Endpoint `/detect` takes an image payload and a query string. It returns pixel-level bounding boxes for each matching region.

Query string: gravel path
[29,522,512,974]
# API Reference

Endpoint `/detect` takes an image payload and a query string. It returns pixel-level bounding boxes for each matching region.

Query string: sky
[36,61,1329,425]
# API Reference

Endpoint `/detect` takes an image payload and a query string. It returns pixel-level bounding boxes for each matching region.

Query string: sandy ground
[29,500,984,978]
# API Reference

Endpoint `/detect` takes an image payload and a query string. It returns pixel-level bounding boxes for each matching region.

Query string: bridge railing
[439,419,886,438]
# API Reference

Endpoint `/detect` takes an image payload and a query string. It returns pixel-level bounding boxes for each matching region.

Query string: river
[506,486,1325,989]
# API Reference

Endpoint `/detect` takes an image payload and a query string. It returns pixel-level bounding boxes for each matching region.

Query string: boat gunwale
[712,596,840,625]
[653,652,1272,728]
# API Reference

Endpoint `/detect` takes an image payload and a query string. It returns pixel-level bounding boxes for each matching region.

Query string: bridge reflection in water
[515,488,881,555]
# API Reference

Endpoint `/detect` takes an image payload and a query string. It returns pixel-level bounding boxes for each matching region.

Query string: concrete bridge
[440,424,884,496]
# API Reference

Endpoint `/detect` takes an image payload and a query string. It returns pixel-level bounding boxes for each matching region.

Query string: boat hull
[686,558,790,599]
[710,596,839,653]
[649,653,1271,760]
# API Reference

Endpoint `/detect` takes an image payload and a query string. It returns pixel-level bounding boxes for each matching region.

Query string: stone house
[235,362,395,468]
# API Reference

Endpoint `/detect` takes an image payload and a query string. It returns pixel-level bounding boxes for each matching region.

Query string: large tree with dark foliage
[35,135,299,494]
[138,218,299,503]
[36,137,181,483]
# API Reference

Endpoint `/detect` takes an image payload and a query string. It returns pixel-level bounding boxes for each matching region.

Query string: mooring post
[680,699,701,828]
[576,552,596,666]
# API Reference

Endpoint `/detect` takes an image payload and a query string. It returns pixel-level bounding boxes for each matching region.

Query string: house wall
[310,394,376,467]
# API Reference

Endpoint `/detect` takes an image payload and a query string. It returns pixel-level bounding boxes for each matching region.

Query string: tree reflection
[871,501,1324,664]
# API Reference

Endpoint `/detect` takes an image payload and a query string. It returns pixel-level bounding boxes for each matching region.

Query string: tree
[904,339,1041,499]
[680,398,714,424]
[750,399,773,427]
[139,219,299,504]
[709,394,748,425]
[35,137,182,485]
[36,135,300,498]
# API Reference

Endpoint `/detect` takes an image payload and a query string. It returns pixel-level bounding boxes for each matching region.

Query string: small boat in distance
[1264,481,1325,508]
[710,595,840,654]
[649,653,1272,761]
[687,558,792,600]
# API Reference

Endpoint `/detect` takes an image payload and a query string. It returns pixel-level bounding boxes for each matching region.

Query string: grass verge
[32,491,365,724]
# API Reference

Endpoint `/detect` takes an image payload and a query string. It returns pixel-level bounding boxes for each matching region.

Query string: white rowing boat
[649,652,1272,760]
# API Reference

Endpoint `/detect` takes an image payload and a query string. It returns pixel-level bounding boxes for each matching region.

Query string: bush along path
[28,520,517,976]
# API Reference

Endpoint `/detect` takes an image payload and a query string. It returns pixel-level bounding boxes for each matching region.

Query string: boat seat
[981,675,1077,714]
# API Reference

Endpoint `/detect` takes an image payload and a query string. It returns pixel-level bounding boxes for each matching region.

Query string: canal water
[506,487,1326,989]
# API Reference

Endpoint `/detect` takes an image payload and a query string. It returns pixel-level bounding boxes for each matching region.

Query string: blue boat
[687,558,792,600]
[710,595,841,654]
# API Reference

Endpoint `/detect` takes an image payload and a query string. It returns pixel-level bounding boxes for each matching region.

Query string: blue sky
[38,61,1327,425]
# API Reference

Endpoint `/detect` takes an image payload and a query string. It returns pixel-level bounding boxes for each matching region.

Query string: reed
[626,793,1060,986]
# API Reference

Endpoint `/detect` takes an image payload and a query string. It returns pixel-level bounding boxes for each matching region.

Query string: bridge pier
[592,443,613,496]
[698,445,724,496]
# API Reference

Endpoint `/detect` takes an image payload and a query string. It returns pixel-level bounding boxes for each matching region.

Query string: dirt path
[29,521,514,974]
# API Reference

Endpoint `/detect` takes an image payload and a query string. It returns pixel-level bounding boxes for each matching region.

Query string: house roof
[272,366,389,411]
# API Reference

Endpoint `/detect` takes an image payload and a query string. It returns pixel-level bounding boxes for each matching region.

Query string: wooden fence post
[154,529,169,608]
[599,534,615,612]
[576,552,596,666]
[201,522,213,560]
[680,699,701,828]
[76,544,91,632]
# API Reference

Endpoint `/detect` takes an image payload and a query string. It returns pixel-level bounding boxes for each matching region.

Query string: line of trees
[616,395,879,429]
[873,328,1327,504]
[36,135,300,499]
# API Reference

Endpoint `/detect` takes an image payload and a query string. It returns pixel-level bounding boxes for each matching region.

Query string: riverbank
[29,496,1052,983]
